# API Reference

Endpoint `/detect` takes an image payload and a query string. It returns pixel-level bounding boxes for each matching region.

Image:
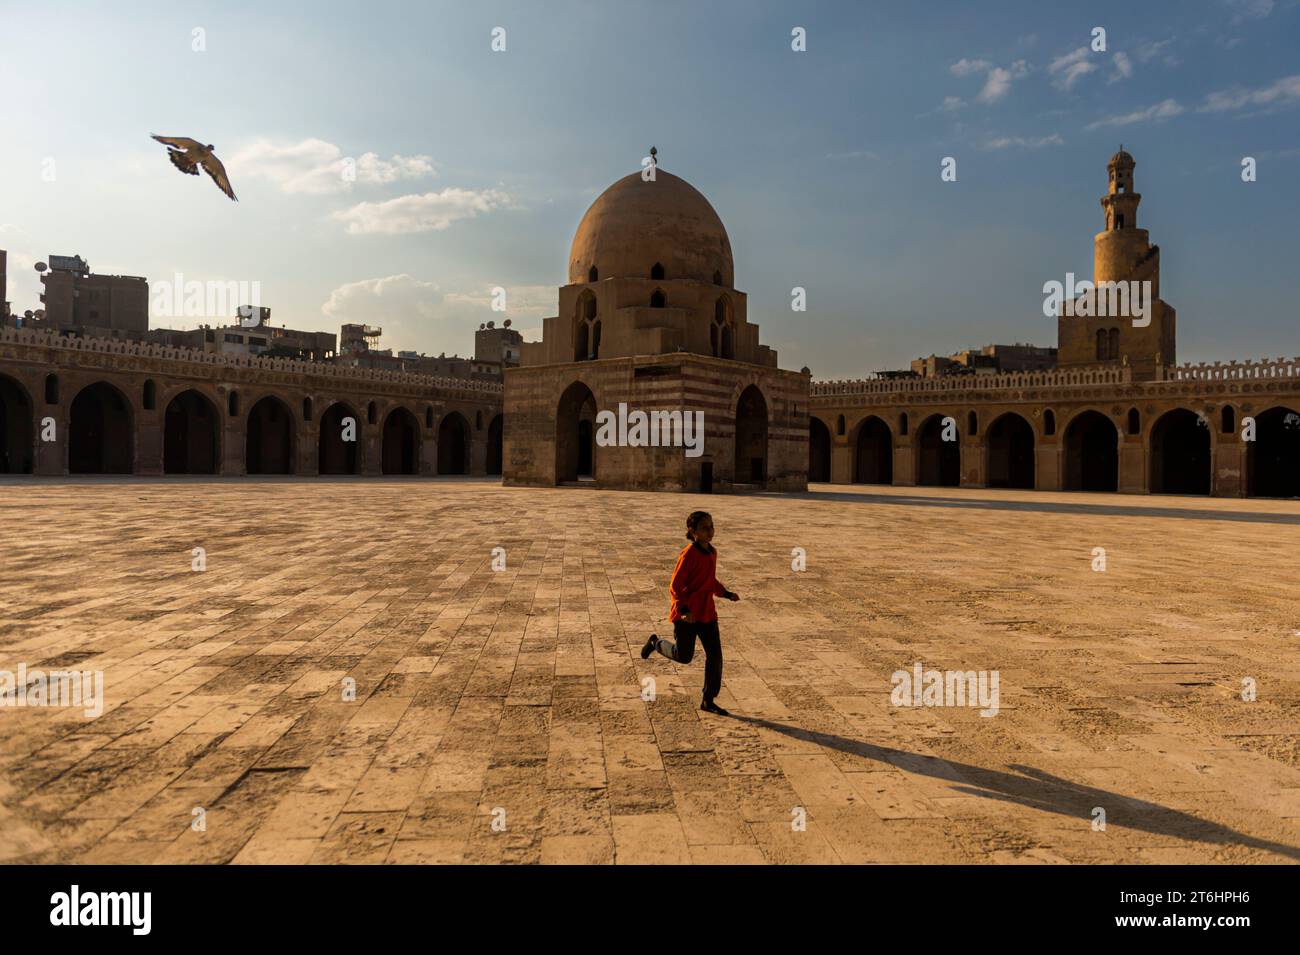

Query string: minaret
[1094,147,1157,300]
[1057,149,1176,380]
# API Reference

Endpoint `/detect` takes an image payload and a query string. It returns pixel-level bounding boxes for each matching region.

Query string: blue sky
[1,0,1297,376]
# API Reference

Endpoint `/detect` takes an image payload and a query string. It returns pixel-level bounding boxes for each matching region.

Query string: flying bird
[151,135,237,201]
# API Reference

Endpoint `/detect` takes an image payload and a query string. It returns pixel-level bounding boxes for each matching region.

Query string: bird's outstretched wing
[151,134,203,151]
[200,152,238,201]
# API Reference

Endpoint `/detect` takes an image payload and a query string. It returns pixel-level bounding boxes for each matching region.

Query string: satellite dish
[503,318,512,327]
[23,310,33,319]
[34,309,44,319]
[34,262,47,272]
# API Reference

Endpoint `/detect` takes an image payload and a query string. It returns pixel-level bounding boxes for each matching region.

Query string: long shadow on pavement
[733,715,1300,861]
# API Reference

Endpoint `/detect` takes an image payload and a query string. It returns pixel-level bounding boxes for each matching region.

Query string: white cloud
[979,67,1014,103]
[1049,47,1098,90]
[332,188,510,236]
[1086,98,1186,129]
[321,275,550,354]
[443,285,555,318]
[948,58,1028,105]
[1201,74,1300,112]
[1225,0,1274,23]
[229,138,435,195]
[950,58,992,77]
[322,273,445,352]
[982,134,1065,150]
[1135,38,1178,66]
[981,61,1029,103]
[1110,52,1133,83]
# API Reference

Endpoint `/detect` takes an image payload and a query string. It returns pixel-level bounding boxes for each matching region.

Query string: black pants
[655,620,723,702]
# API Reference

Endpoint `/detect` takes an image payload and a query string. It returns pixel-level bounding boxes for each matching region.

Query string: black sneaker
[701,699,730,716]
[640,634,658,660]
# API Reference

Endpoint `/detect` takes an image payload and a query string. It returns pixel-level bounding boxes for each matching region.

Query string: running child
[641,510,739,715]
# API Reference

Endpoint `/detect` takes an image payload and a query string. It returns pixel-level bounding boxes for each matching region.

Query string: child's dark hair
[686,510,712,540]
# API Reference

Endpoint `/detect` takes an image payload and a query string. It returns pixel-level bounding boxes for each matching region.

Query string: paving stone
[2,480,1298,864]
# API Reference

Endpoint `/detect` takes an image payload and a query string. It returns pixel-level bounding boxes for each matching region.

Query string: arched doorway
[163,389,219,474]
[734,385,768,486]
[808,417,831,483]
[486,414,504,476]
[0,374,34,474]
[318,402,360,475]
[556,382,597,483]
[436,412,468,475]
[246,395,295,474]
[986,413,1035,489]
[1063,410,1118,492]
[854,415,893,484]
[1248,406,1300,498]
[383,407,421,475]
[69,382,133,474]
[1150,409,1210,495]
[916,414,959,487]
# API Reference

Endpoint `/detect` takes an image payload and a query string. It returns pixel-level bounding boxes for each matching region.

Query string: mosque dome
[568,168,734,287]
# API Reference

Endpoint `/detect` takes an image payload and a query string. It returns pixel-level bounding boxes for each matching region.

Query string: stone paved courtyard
[1,478,1299,864]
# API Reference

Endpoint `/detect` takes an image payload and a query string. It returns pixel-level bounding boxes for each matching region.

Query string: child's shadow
[731,715,1300,861]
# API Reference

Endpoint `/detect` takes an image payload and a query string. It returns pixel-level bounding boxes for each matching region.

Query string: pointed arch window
[650,263,665,281]
[576,291,599,360]
[712,295,734,359]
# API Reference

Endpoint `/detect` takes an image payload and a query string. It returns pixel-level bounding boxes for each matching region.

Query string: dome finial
[649,146,658,165]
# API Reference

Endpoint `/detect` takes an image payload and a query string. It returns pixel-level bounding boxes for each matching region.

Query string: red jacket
[669,542,729,623]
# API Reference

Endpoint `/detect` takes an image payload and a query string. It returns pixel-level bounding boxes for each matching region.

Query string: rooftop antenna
[649,146,658,166]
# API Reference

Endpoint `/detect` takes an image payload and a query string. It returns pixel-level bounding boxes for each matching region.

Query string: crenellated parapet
[0,327,502,399]
[812,365,1130,398]
[1164,356,1300,382]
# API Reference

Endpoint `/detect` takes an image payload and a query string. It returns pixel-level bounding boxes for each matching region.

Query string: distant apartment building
[904,343,1059,378]
[475,320,523,368]
[154,306,336,361]
[5,248,506,377]
[37,255,149,338]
